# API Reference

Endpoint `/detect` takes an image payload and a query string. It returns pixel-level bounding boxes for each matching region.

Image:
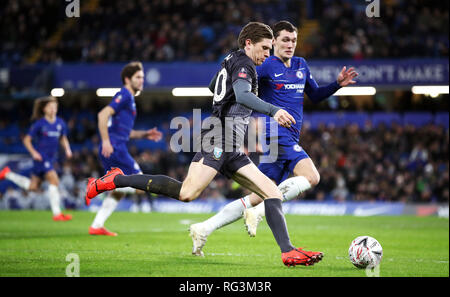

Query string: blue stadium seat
[371,112,402,127]
[403,112,433,127]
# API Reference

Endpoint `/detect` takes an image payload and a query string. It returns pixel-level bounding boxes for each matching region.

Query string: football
[348,236,383,269]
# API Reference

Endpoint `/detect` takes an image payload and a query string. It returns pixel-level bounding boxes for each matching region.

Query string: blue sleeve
[304,59,341,103]
[108,92,129,113]
[256,61,269,80]
[27,121,40,138]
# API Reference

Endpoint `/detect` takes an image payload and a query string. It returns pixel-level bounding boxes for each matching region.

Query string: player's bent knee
[308,172,320,187]
[263,184,283,200]
[178,189,200,203]
[28,184,39,192]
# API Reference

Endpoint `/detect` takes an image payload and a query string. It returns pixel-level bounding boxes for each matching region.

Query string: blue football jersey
[27,117,67,159]
[107,87,137,143]
[257,56,319,146]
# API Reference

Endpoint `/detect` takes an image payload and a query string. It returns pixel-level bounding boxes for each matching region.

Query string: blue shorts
[31,158,56,177]
[258,143,309,185]
[98,144,142,175]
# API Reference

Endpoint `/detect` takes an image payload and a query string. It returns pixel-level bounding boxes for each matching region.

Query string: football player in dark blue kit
[87,62,162,236]
[191,21,358,253]
[85,22,321,267]
[0,97,73,221]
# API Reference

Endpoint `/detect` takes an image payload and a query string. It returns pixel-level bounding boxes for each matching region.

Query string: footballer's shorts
[98,142,142,175]
[191,148,252,179]
[31,157,56,177]
[258,143,310,185]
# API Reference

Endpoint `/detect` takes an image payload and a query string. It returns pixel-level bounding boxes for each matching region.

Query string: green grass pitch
[0,210,448,277]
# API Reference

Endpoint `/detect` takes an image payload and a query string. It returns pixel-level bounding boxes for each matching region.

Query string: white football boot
[243,205,264,237]
[189,223,208,257]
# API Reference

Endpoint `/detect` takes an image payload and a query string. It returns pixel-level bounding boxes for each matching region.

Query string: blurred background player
[85,22,323,267]
[0,97,73,221]
[189,21,358,255]
[88,61,163,236]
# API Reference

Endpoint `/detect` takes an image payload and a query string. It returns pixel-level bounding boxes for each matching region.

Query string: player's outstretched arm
[305,66,358,103]
[337,66,358,87]
[130,127,163,141]
[233,80,295,128]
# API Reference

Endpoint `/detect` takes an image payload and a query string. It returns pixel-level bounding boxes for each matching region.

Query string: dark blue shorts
[31,158,56,177]
[98,145,141,175]
[258,143,309,185]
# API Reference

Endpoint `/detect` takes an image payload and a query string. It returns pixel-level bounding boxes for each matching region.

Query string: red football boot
[0,166,11,180]
[53,213,73,221]
[89,226,118,236]
[297,247,324,264]
[282,247,318,267]
[85,167,124,205]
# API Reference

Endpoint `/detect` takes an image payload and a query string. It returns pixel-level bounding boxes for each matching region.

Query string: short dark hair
[272,21,298,39]
[120,61,143,85]
[237,22,273,49]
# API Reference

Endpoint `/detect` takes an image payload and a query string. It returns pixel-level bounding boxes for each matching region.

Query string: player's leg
[190,158,284,255]
[28,175,41,192]
[0,166,32,190]
[194,194,253,239]
[178,159,218,202]
[231,162,296,249]
[88,155,217,202]
[89,151,141,236]
[244,150,319,234]
[45,169,72,221]
[89,190,122,236]
[233,161,321,266]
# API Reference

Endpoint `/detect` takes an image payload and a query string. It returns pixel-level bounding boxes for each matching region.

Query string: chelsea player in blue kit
[0,97,73,221]
[190,21,358,255]
[87,62,162,236]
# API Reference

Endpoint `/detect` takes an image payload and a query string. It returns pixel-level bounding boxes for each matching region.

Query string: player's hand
[274,109,296,128]
[145,127,163,142]
[101,140,114,158]
[337,66,358,86]
[65,149,73,159]
[31,151,43,162]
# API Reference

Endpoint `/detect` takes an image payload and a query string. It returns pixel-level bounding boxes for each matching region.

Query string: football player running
[189,21,358,256]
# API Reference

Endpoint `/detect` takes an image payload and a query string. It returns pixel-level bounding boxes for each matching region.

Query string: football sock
[91,195,119,228]
[264,198,295,253]
[202,195,252,235]
[5,171,31,190]
[114,174,182,199]
[113,187,136,195]
[279,176,311,202]
[46,184,61,216]
[251,176,313,217]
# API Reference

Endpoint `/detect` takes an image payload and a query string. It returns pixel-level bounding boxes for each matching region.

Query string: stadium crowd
[1,0,448,66]
[1,108,448,209]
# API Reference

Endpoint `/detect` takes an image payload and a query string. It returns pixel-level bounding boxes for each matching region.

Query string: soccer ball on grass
[348,236,383,269]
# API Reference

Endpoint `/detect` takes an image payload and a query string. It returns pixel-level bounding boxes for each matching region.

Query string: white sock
[253,176,312,217]
[114,187,136,195]
[5,171,31,190]
[202,196,252,235]
[279,176,311,202]
[91,195,119,228]
[46,184,61,216]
